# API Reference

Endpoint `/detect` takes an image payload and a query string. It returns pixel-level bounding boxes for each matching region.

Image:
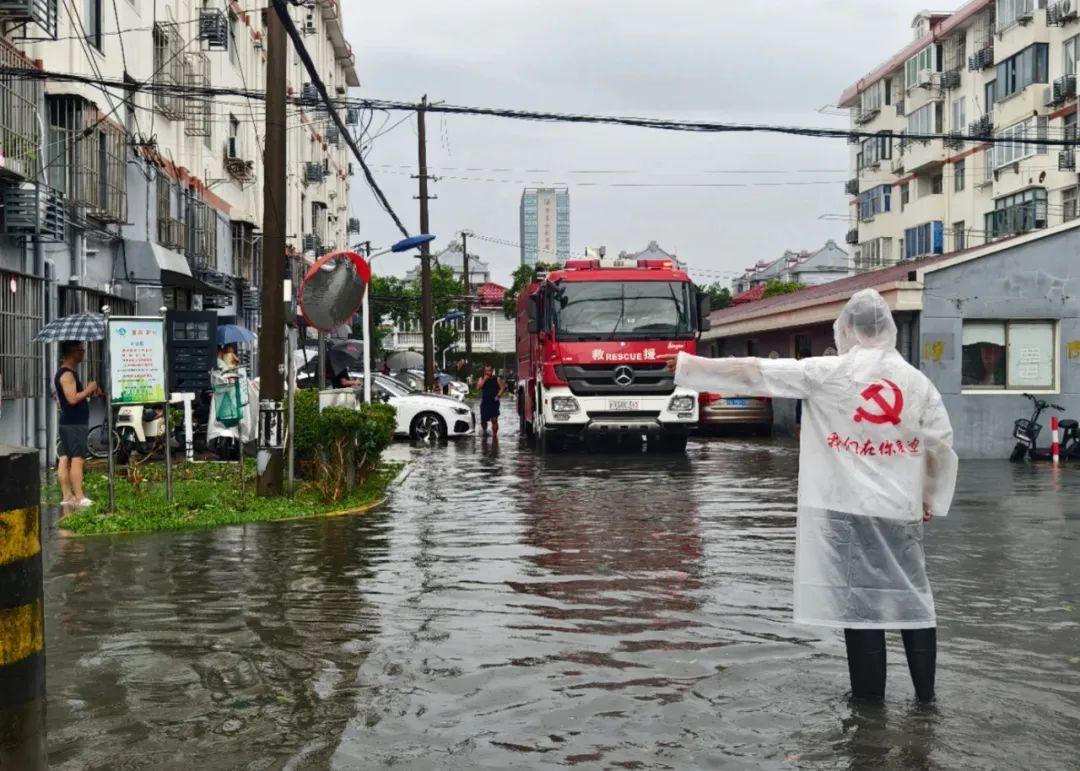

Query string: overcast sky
[341,1,936,286]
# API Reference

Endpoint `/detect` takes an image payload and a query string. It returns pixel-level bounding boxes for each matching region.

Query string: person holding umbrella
[54,340,100,507]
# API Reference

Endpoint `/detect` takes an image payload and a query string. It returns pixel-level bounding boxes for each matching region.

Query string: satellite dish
[298,249,371,332]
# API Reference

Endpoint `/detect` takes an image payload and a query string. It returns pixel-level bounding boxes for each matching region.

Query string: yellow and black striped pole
[0,444,45,770]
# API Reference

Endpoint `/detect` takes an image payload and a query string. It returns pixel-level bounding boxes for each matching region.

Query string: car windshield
[549,280,694,341]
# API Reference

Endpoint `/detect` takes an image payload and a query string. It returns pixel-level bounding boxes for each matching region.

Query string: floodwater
[42,419,1080,769]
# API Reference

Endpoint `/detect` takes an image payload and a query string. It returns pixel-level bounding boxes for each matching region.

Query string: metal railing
[0,40,41,181]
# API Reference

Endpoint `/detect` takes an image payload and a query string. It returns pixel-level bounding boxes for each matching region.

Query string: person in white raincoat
[672,289,958,702]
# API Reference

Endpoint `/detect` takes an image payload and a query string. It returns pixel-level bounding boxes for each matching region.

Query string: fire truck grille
[556,363,675,396]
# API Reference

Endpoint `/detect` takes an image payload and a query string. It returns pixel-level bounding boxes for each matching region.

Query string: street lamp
[360,233,436,403]
[433,310,465,370]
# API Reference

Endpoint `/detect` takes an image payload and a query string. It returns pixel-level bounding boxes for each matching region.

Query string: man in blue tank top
[55,340,99,507]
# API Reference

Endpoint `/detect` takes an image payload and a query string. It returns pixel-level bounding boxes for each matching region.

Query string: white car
[373,374,475,442]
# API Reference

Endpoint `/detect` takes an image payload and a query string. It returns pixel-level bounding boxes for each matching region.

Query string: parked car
[396,368,468,401]
[372,374,475,442]
[697,392,773,435]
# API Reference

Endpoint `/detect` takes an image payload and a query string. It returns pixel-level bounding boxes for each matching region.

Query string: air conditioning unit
[301,83,318,103]
[304,162,324,184]
[347,217,360,234]
[1017,7,1034,24]
[847,133,861,145]
[347,162,355,176]
[346,108,360,126]
[968,47,994,71]
[1059,150,1076,171]
[941,69,962,90]
[302,233,321,253]
[1055,74,1077,101]
[302,14,316,34]
[917,69,934,88]
[198,9,228,50]
[1060,0,1079,21]
[968,114,993,139]
[845,228,859,246]
[226,136,239,159]
[845,178,860,196]
[944,131,965,150]
[325,126,339,146]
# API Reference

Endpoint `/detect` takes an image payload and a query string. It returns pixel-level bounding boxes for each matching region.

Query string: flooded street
[43,420,1080,769]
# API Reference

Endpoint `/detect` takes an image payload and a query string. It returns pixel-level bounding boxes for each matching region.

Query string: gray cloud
[343,1,934,284]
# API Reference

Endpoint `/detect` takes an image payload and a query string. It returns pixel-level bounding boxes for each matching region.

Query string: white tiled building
[0,0,358,448]
[841,0,1080,270]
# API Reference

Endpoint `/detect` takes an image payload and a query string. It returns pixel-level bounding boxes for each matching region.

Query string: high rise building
[840,0,1080,271]
[520,187,570,265]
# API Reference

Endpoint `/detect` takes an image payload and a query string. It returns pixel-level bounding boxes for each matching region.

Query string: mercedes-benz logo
[613,365,635,387]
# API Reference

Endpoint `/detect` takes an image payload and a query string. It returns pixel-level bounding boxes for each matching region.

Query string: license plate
[608,400,640,411]
[725,398,748,407]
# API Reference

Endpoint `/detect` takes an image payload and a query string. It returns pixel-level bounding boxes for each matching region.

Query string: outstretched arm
[921,390,958,518]
[671,351,816,399]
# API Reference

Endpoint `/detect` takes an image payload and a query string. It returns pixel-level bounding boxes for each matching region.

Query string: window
[962,320,1055,389]
[858,185,891,221]
[794,334,813,359]
[860,81,883,112]
[473,315,489,332]
[900,183,910,210]
[953,220,966,251]
[996,0,1035,29]
[0,270,44,400]
[153,22,185,119]
[985,79,996,108]
[1066,111,1078,142]
[951,98,966,132]
[931,173,944,195]
[1065,35,1080,76]
[858,237,893,269]
[1064,186,1080,222]
[84,0,102,50]
[994,43,1048,101]
[954,159,966,192]
[984,187,1047,241]
[905,46,936,89]
[903,221,943,259]
[46,95,126,223]
[990,117,1048,169]
[231,221,258,282]
[858,134,892,169]
[907,101,942,137]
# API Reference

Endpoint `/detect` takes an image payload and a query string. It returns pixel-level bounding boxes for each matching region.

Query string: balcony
[390,331,426,350]
[0,0,57,38]
[0,41,41,181]
[900,138,945,174]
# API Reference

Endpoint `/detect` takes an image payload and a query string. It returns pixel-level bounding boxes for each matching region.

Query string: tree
[698,283,732,310]
[365,266,464,366]
[503,262,560,319]
[762,280,805,299]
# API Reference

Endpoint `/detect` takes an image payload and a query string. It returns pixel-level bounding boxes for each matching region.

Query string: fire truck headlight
[551,396,580,413]
[668,396,696,413]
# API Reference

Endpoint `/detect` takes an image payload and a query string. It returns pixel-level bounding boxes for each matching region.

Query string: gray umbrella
[386,350,424,371]
[32,313,106,343]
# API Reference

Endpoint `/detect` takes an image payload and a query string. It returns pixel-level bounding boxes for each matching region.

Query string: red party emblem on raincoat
[853,379,904,425]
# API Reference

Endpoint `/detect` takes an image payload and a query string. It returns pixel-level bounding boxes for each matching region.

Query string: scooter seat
[1059,419,1079,430]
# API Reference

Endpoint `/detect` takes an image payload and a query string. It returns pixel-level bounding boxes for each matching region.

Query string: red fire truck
[516,257,710,451]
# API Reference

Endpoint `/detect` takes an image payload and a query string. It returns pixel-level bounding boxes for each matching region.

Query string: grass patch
[57,459,405,535]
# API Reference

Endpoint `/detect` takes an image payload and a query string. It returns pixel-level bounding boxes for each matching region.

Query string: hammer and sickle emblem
[854,379,904,425]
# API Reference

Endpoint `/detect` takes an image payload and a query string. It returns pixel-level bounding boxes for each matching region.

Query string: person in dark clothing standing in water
[477,365,506,436]
[55,340,100,508]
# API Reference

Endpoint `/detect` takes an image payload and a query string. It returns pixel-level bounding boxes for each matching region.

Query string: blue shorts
[480,401,500,422]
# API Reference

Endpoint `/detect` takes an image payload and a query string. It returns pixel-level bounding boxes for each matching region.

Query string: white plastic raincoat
[675,289,958,629]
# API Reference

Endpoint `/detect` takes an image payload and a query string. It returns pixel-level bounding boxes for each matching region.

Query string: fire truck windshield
[549,280,694,341]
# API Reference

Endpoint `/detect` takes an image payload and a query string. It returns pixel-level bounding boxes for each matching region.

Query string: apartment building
[0,0,358,448]
[519,187,570,265]
[840,0,1080,270]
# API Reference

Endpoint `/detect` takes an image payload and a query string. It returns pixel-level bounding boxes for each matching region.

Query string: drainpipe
[34,107,47,462]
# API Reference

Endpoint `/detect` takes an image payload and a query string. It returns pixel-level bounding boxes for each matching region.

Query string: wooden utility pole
[461,231,472,368]
[257,5,287,496]
[416,96,435,391]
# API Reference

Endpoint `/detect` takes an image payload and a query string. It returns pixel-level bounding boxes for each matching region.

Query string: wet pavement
[42,417,1080,769]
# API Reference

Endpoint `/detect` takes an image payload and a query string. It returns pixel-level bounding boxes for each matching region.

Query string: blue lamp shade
[442,310,465,322]
[391,234,436,253]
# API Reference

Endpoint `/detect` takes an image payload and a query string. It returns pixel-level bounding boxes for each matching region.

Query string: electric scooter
[1010,393,1080,461]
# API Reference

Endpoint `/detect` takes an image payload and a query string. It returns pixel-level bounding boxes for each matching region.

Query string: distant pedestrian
[477,365,507,436]
[381,360,391,376]
[55,341,99,508]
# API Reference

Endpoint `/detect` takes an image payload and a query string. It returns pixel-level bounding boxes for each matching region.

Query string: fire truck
[516,257,710,451]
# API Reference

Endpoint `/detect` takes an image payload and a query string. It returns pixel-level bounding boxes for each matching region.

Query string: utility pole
[257,4,287,496]
[461,231,472,370]
[415,95,435,391]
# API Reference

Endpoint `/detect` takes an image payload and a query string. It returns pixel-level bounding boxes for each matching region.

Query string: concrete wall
[919,227,1080,459]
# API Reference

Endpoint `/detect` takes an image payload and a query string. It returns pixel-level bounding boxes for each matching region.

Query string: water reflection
[42,428,1080,769]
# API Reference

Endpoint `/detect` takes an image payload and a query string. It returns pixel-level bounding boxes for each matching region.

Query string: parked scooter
[115,405,169,463]
[1010,393,1080,461]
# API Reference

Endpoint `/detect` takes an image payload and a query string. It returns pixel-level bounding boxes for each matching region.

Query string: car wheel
[411,412,447,443]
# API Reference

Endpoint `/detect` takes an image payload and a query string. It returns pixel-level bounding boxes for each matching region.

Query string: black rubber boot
[901,627,937,702]
[844,629,887,702]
